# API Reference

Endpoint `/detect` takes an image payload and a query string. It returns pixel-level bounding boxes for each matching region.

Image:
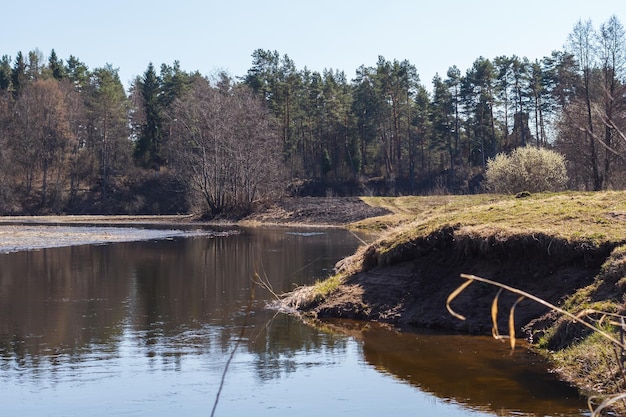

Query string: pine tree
[0,55,11,91]
[65,55,90,91]
[11,51,27,95]
[48,49,66,80]
[88,65,130,206]
[133,63,163,168]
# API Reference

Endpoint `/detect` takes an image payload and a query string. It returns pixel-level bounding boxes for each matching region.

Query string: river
[0,225,587,416]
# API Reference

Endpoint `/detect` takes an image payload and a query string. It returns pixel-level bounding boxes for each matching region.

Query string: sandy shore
[0,197,389,253]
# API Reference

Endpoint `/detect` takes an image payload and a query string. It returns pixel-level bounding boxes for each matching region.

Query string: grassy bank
[285,191,626,409]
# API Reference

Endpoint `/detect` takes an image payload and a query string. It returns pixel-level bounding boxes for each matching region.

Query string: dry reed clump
[278,273,350,313]
[445,243,626,416]
[279,285,323,312]
[447,273,626,416]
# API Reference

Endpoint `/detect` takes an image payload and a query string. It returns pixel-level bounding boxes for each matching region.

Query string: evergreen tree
[494,56,514,142]
[65,55,90,91]
[133,62,163,168]
[320,69,355,179]
[352,65,381,175]
[0,55,11,91]
[462,57,498,167]
[48,49,66,80]
[244,49,281,108]
[11,51,27,95]
[27,50,44,81]
[88,65,131,206]
[410,83,432,189]
[431,74,456,174]
[159,61,191,108]
[527,60,547,146]
[445,66,463,168]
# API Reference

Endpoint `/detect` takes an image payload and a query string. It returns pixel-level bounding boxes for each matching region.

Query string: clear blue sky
[3,0,625,88]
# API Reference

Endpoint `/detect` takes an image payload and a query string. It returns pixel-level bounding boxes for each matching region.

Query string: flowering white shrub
[485,145,568,193]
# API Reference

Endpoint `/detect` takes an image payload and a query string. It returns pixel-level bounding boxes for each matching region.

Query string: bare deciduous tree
[168,76,284,216]
[11,79,70,205]
[87,65,132,208]
[559,16,626,190]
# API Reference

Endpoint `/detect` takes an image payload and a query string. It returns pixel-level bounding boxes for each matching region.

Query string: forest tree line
[0,16,625,216]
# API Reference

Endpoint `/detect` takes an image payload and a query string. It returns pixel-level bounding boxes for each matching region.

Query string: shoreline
[0,197,391,228]
[2,194,625,409]
[271,192,626,410]
[0,197,385,254]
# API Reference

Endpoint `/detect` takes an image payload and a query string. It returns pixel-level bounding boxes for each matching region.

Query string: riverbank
[0,197,386,252]
[0,197,391,227]
[2,193,625,407]
[276,192,626,410]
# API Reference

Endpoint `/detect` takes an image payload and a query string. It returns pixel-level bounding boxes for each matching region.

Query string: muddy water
[0,226,586,416]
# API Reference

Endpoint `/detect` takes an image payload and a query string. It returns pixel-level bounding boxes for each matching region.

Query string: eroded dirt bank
[239,197,392,226]
[282,227,616,336]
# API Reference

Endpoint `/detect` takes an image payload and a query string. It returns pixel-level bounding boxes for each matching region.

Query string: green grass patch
[311,274,344,300]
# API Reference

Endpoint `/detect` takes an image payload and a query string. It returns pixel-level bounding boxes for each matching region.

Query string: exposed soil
[301,249,602,336]
[282,226,612,338]
[240,197,392,226]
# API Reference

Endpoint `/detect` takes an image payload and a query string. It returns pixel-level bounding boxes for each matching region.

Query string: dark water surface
[0,226,587,416]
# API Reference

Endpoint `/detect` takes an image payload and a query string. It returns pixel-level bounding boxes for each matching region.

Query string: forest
[0,16,624,216]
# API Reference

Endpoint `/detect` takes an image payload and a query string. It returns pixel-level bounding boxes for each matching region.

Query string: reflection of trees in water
[242,311,349,382]
[0,245,130,366]
[0,227,360,380]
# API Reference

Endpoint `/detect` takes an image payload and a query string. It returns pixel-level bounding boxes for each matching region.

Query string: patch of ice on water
[0,225,237,254]
[285,231,326,237]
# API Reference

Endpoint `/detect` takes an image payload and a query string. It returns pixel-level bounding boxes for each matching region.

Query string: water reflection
[0,226,587,416]
[317,320,586,416]
[0,227,358,367]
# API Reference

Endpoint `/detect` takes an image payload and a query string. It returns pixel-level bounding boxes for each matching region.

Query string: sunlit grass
[292,191,626,315]
[311,274,344,299]
[353,192,626,265]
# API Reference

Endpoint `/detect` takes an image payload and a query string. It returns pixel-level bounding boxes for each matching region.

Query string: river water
[0,225,587,416]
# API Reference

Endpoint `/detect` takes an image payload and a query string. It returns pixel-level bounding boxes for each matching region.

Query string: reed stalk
[447,273,626,416]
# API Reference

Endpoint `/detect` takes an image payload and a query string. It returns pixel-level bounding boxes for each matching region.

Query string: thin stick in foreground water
[210,282,255,417]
